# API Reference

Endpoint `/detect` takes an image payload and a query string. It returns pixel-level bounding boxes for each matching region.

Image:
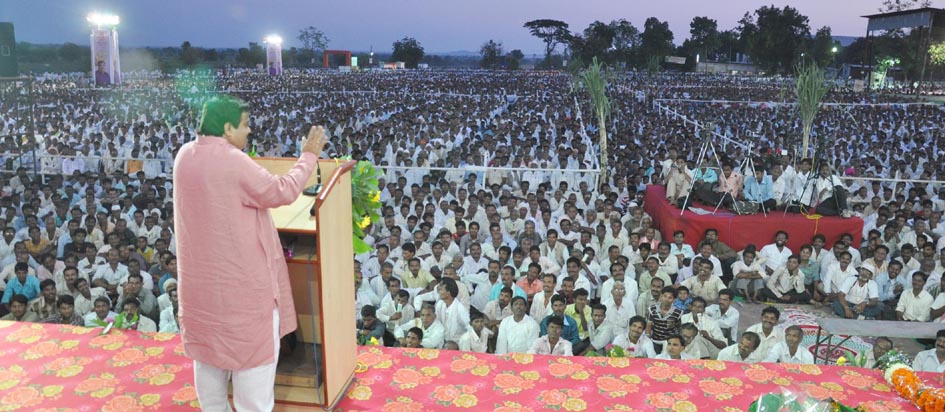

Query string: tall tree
[570,21,617,65]
[523,19,571,65]
[181,41,202,66]
[610,19,640,68]
[640,17,675,66]
[392,37,425,68]
[879,0,932,12]
[297,26,329,67]
[480,40,504,69]
[507,49,525,70]
[931,42,945,66]
[688,17,720,63]
[808,26,836,67]
[738,6,811,73]
[717,29,740,62]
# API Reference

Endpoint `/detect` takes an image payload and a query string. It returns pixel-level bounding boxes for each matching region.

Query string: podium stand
[254,157,357,410]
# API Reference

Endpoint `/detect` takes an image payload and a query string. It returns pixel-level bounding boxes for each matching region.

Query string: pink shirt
[174,136,317,370]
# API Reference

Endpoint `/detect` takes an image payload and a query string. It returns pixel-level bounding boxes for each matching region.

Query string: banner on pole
[90,28,120,86]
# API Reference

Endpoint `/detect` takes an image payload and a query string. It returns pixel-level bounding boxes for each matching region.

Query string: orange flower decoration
[391,367,432,390]
[380,396,423,412]
[2,386,43,408]
[493,373,534,394]
[646,363,681,381]
[75,374,119,394]
[744,366,780,383]
[110,347,149,366]
[647,392,676,409]
[23,340,63,359]
[102,395,143,412]
[538,389,568,406]
[432,385,462,402]
[171,385,198,404]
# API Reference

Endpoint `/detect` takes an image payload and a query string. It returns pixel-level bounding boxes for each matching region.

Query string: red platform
[644,185,863,253]
[0,320,932,412]
[337,346,929,412]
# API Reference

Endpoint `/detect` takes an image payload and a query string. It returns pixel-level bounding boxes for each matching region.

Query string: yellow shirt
[564,303,593,339]
[26,238,50,257]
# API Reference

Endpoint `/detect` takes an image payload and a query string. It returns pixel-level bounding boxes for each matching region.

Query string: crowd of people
[2,69,945,370]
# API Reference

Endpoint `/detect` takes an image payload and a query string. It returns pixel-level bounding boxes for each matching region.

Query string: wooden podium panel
[255,157,357,409]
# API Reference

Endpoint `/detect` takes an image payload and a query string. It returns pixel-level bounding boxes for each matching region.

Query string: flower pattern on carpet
[338,346,937,412]
[0,321,199,412]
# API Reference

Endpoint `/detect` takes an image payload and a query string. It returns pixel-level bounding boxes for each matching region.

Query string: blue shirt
[874,272,909,301]
[158,273,176,295]
[489,283,526,301]
[744,175,774,202]
[673,297,692,312]
[540,313,581,345]
[693,168,718,184]
[2,275,40,304]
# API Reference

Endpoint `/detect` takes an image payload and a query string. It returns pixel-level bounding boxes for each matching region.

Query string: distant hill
[832,36,860,47]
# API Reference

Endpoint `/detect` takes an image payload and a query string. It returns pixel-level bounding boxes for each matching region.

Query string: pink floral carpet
[336,346,938,412]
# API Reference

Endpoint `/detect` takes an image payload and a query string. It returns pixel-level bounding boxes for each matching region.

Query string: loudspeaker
[0,23,17,77]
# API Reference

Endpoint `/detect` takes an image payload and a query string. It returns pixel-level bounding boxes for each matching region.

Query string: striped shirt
[647,303,683,343]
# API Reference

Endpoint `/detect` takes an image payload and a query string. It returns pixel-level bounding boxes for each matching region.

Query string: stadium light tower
[264,34,284,75]
[87,12,121,86]
[87,12,120,28]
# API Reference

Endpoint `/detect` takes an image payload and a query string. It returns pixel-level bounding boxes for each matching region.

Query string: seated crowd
[2,70,943,370]
[0,170,180,333]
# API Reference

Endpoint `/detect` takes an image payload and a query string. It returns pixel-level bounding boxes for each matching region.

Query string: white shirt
[458,327,493,353]
[763,342,814,364]
[759,244,793,272]
[680,313,725,342]
[839,277,879,305]
[746,323,784,359]
[496,315,540,354]
[705,304,739,336]
[932,294,945,322]
[716,344,760,363]
[655,352,696,360]
[435,299,469,342]
[529,291,555,323]
[612,333,657,358]
[822,262,857,294]
[527,335,573,356]
[604,298,636,337]
[394,318,446,349]
[896,288,934,321]
[913,348,945,373]
[587,321,616,352]
[599,278,639,306]
[92,263,129,286]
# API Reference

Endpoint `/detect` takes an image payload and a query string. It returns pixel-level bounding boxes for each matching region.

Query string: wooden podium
[254,157,357,410]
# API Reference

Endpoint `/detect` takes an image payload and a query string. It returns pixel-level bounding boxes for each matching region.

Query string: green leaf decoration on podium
[346,158,382,254]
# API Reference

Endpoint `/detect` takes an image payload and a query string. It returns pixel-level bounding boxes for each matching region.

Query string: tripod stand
[728,143,767,217]
[783,165,816,217]
[680,134,730,216]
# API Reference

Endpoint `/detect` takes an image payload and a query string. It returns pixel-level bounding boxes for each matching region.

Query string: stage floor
[336,346,932,412]
[644,185,863,253]
[0,320,933,412]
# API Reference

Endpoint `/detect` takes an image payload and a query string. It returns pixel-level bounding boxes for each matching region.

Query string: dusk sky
[4,1,933,54]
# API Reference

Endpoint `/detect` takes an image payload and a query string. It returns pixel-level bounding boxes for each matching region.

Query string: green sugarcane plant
[794,60,831,158]
[581,57,612,187]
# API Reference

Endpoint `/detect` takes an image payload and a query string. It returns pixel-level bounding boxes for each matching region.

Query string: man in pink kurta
[173,96,325,412]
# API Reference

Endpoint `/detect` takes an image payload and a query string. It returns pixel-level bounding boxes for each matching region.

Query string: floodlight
[87,13,120,27]
[831,46,838,53]
[264,35,283,45]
